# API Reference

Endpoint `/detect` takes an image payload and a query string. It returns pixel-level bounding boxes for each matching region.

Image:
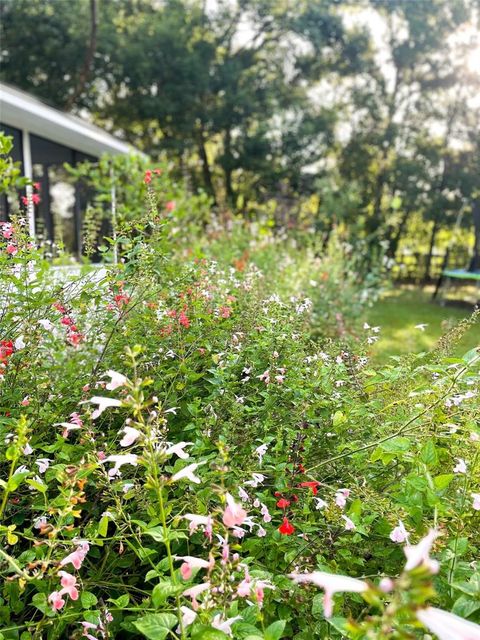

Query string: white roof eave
[0,83,144,158]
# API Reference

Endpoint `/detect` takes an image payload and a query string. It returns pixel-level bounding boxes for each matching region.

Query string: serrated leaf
[133,613,177,639]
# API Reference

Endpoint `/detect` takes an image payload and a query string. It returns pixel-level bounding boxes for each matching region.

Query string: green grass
[366,286,480,363]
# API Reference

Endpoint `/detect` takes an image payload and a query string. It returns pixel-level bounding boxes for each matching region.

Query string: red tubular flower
[0,340,14,363]
[32,193,41,205]
[144,170,152,184]
[298,481,320,495]
[276,498,291,509]
[179,311,190,328]
[279,517,295,535]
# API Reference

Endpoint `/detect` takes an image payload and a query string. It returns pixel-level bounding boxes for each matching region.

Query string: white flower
[211,615,242,636]
[23,442,33,455]
[88,396,122,420]
[177,606,197,633]
[390,520,409,543]
[119,426,141,447]
[404,529,439,573]
[101,454,138,478]
[35,458,51,474]
[314,497,328,510]
[238,487,250,502]
[416,606,480,640]
[105,370,128,391]
[414,324,428,331]
[472,493,480,511]
[289,571,368,618]
[342,515,356,530]
[14,336,25,350]
[171,463,204,484]
[255,443,268,464]
[163,441,193,459]
[38,319,53,331]
[244,473,265,487]
[453,458,467,474]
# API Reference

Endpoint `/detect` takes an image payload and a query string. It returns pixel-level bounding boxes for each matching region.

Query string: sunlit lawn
[367,286,480,363]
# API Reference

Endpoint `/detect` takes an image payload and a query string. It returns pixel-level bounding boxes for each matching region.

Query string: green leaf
[25,479,47,493]
[81,591,98,609]
[144,527,187,544]
[433,474,454,491]
[452,595,480,618]
[191,627,229,640]
[151,581,182,607]
[133,613,177,640]
[31,593,48,614]
[98,515,109,537]
[108,594,130,608]
[264,620,286,640]
[420,440,438,467]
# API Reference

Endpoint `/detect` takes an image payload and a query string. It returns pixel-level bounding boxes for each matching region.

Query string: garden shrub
[0,160,479,640]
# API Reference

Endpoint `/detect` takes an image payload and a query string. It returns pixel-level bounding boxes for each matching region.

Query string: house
[0,82,142,256]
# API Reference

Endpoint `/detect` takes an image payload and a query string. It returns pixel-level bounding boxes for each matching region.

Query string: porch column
[21,129,35,237]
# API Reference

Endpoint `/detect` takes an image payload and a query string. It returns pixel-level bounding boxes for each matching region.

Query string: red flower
[299,481,320,495]
[153,168,162,175]
[144,170,152,184]
[279,517,295,535]
[31,193,41,205]
[274,491,282,497]
[276,498,291,509]
[6,244,17,255]
[179,311,190,328]
[298,463,306,473]
[33,182,41,191]
[291,494,299,502]
[0,340,14,363]
[21,196,29,206]
[165,200,176,211]
[114,293,130,308]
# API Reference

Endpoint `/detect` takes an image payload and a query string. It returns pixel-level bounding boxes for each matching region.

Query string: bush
[0,162,479,640]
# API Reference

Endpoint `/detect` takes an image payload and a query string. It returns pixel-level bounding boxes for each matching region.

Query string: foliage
[0,165,479,640]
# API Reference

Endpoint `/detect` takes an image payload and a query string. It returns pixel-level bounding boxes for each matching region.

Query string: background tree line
[1,0,479,276]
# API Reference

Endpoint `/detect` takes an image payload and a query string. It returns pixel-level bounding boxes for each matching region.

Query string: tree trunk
[469,198,480,271]
[424,218,439,282]
[223,128,235,208]
[387,207,412,259]
[197,127,216,204]
[65,0,97,110]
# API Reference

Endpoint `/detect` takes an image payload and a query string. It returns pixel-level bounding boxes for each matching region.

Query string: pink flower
[453,458,467,474]
[48,591,65,610]
[223,493,247,528]
[335,488,350,508]
[60,542,89,570]
[260,503,272,522]
[175,556,212,580]
[472,493,480,511]
[289,571,368,618]
[404,529,439,573]
[416,606,480,640]
[166,200,176,211]
[183,582,210,610]
[183,513,211,536]
[58,571,79,600]
[6,244,17,255]
[390,520,409,543]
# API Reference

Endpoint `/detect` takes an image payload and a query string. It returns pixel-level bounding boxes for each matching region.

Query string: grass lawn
[366,286,480,363]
